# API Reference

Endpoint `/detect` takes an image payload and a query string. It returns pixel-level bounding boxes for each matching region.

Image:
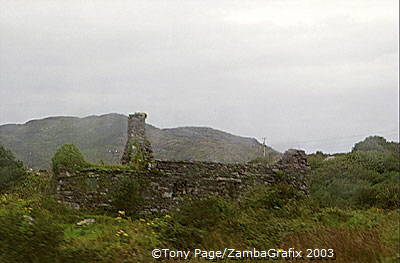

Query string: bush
[356,172,400,209]
[157,196,240,249]
[0,144,26,192]
[0,195,64,263]
[353,136,399,153]
[51,144,89,174]
[307,152,327,169]
[310,149,400,209]
[345,150,400,174]
[110,175,147,218]
[240,184,305,213]
[237,185,307,248]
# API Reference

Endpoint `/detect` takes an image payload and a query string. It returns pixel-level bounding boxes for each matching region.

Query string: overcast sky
[0,0,398,153]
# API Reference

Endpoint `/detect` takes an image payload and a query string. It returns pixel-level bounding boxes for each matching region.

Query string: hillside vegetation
[353,136,399,153]
[0,145,26,192]
[0,114,277,169]
[0,136,399,262]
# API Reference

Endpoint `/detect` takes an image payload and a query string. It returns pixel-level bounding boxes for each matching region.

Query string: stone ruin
[56,113,310,213]
[120,112,153,167]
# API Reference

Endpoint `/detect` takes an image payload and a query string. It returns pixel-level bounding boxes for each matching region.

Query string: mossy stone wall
[56,150,310,214]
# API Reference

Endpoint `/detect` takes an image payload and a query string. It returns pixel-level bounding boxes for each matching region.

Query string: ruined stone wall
[56,150,310,213]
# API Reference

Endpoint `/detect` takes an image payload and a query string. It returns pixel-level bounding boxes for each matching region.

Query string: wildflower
[118,210,125,216]
[23,207,33,212]
[116,229,129,237]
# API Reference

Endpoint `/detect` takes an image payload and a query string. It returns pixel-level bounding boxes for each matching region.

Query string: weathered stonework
[121,112,153,167]
[55,113,310,213]
[56,150,309,213]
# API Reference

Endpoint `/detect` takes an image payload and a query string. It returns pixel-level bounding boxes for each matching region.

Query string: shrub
[353,136,399,153]
[175,196,238,231]
[0,195,64,263]
[237,185,307,248]
[157,196,240,249]
[51,144,89,174]
[356,172,400,209]
[345,150,400,173]
[239,184,305,213]
[0,144,26,192]
[307,152,328,169]
[110,175,147,218]
[310,150,400,209]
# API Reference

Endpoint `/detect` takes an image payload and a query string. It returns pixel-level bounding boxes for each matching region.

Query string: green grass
[1,176,399,262]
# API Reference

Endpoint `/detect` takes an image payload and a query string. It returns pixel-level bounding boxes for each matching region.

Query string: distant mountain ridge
[0,114,278,169]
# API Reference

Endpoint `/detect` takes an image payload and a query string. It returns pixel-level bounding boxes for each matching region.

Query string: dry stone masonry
[56,113,310,213]
[120,112,153,167]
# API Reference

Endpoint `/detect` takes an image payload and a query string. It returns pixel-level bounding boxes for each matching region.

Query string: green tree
[51,144,89,174]
[0,144,26,192]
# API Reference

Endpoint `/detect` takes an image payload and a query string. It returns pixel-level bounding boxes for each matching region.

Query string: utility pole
[262,137,266,157]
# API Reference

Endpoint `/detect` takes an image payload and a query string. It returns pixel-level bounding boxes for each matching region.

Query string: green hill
[0,114,277,169]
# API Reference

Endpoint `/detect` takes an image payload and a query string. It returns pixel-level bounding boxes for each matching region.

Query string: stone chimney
[121,112,153,167]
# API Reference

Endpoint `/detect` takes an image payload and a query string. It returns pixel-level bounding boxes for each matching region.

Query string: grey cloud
[0,0,398,153]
